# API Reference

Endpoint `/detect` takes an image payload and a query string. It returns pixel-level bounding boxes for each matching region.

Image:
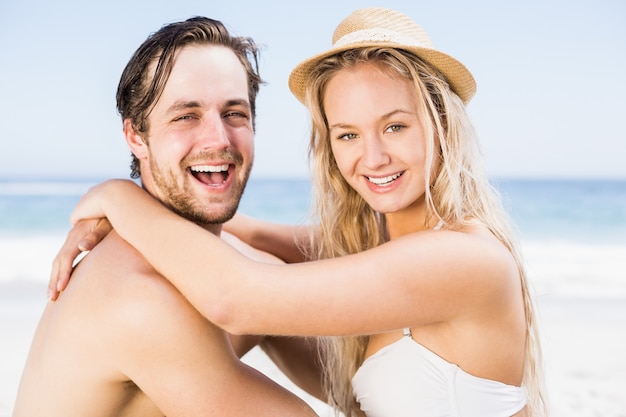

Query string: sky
[1,0,625,181]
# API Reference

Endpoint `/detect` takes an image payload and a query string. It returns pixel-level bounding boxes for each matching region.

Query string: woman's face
[324,62,432,217]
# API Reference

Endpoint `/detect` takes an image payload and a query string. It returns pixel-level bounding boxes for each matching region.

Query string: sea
[1,177,625,298]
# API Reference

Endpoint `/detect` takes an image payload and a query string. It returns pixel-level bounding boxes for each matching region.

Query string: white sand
[1,282,625,417]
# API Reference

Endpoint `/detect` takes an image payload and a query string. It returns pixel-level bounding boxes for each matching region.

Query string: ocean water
[1,177,625,297]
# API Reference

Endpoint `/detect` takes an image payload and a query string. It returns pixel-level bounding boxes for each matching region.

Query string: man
[13,17,318,417]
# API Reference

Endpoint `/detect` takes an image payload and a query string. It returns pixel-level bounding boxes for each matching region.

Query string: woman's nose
[361,135,391,169]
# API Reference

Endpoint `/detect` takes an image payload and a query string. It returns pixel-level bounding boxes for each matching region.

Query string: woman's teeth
[367,172,402,185]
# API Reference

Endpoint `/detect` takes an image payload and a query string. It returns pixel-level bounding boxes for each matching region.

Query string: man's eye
[225,111,248,119]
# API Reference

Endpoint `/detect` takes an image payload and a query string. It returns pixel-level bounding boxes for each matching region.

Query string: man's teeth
[367,173,402,185]
[190,164,229,173]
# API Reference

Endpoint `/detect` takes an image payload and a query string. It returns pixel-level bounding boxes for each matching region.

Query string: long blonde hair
[302,47,547,417]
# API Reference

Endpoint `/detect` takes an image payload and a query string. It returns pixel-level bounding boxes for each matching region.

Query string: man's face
[135,44,254,226]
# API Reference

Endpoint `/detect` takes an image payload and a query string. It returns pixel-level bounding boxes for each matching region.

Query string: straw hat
[288,7,476,104]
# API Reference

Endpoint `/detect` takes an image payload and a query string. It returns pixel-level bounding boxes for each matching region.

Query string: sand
[1,281,625,417]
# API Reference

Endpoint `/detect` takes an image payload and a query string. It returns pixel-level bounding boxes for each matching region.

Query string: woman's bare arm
[72,179,519,338]
[223,214,312,264]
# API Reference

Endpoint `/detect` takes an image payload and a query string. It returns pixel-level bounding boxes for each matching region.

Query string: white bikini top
[352,329,527,417]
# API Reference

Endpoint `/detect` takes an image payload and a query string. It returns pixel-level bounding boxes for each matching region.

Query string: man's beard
[148,153,251,225]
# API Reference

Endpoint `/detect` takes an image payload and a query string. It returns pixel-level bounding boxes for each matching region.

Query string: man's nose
[197,115,230,150]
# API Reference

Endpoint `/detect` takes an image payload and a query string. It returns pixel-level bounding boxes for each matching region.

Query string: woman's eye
[386,124,405,133]
[338,133,357,141]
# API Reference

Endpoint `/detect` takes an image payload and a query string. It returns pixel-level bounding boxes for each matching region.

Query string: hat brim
[288,42,476,105]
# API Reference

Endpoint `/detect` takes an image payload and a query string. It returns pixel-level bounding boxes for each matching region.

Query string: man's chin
[177,205,239,226]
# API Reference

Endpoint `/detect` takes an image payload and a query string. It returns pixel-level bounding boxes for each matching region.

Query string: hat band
[333,28,432,49]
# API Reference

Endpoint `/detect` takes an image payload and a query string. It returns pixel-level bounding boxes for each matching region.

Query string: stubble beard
[149,158,252,226]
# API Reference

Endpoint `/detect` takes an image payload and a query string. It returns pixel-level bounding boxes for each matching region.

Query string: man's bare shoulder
[13,233,171,417]
[70,231,218,336]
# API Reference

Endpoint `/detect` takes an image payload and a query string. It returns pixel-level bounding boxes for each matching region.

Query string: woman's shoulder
[398,218,511,256]
[391,219,520,296]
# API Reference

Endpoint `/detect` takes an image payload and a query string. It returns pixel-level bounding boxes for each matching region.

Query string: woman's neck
[385,204,432,240]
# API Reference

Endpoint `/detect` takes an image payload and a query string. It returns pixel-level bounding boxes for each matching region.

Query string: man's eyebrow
[166,100,202,114]
[165,99,250,114]
[225,99,251,109]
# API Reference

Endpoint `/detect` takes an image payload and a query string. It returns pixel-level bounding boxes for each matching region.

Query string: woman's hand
[48,179,138,300]
[48,218,112,300]
[69,179,136,226]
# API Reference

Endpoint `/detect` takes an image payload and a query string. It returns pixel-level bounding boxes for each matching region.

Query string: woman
[50,7,546,417]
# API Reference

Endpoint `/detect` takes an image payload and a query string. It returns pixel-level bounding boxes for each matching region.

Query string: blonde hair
[303,47,547,417]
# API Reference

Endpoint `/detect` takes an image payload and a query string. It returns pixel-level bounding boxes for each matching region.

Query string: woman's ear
[124,119,148,160]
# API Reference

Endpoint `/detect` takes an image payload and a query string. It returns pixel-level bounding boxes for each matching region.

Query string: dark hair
[117,16,263,178]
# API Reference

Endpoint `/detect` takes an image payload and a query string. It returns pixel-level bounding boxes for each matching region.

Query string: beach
[1,178,625,416]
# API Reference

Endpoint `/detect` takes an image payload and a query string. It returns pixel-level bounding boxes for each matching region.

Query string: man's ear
[124,119,149,160]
